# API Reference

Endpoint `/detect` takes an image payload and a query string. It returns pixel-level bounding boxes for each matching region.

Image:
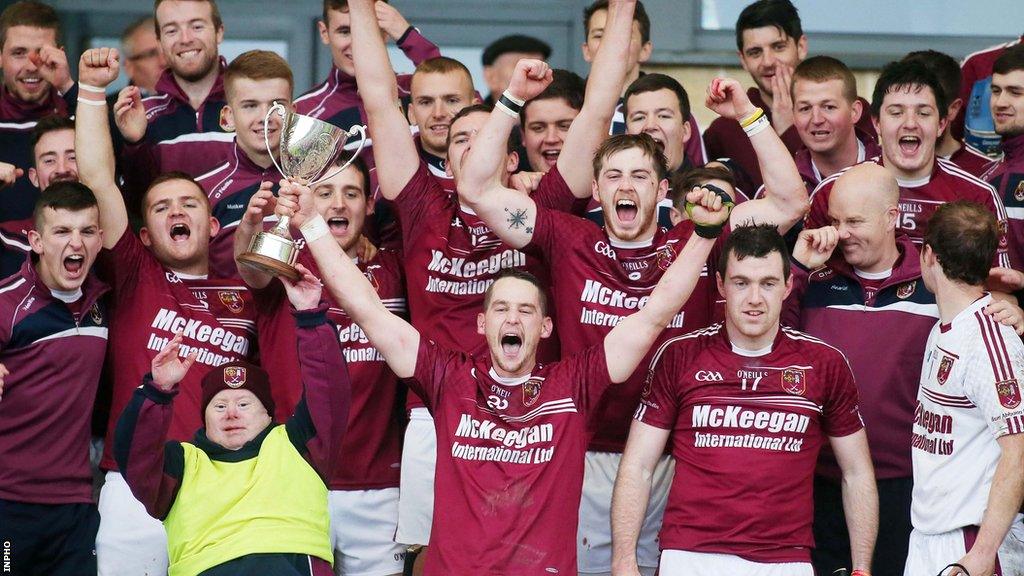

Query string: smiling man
[77,47,259,576]
[806,59,1009,269]
[0,183,109,576]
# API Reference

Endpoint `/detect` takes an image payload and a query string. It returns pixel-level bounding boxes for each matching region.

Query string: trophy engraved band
[237,102,368,280]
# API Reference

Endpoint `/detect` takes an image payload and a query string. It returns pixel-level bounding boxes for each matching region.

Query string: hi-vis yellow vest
[163,425,332,576]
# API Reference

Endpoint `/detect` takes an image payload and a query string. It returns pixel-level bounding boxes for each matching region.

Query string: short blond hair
[224,50,294,100]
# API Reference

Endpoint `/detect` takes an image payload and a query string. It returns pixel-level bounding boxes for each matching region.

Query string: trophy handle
[309,124,369,186]
[264,102,289,179]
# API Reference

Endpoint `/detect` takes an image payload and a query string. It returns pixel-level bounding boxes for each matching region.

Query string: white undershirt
[50,287,83,303]
[853,267,893,280]
[173,272,208,280]
[731,342,774,357]
[488,367,531,386]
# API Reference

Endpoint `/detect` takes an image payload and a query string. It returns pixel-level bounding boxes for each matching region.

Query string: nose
[225,403,240,419]
[836,222,852,240]
[747,283,765,304]
[762,50,776,69]
[993,90,1010,109]
[68,229,85,248]
[810,106,824,124]
[329,190,345,209]
[543,126,561,144]
[180,26,195,43]
[642,116,658,134]
[431,99,447,119]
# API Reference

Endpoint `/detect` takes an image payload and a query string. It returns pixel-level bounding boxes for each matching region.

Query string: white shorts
[96,471,168,576]
[577,451,674,573]
[328,488,404,576]
[904,519,1024,576]
[395,408,435,546]
[660,550,814,575]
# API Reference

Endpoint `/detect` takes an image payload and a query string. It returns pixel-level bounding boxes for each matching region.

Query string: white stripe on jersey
[497,398,578,423]
[960,38,1021,65]
[703,394,823,414]
[195,161,232,182]
[825,301,939,318]
[33,326,109,344]
[158,131,236,146]
[0,120,38,130]
[0,277,27,295]
[634,403,647,421]
[645,324,724,372]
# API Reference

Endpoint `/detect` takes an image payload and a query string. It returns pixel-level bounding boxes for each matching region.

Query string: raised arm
[603,188,731,383]
[611,420,671,576]
[556,0,636,196]
[706,78,808,234]
[278,180,420,378]
[375,2,440,65]
[830,430,878,574]
[349,0,419,199]
[75,48,128,248]
[233,182,278,289]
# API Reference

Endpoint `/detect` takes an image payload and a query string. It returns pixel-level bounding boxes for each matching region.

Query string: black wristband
[694,223,724,239]
[497,93,523,115]
[396,25,415,45]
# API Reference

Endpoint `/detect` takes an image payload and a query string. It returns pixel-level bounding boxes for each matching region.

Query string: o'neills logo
[224,366,246,387]
[997,378,1022,409]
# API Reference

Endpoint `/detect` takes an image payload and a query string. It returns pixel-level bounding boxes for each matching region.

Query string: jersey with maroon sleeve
[394,162,569,408]
[636,324,863,563]
[947,144,999,179]
[194,140,285,279]
[98,231,256,472]
[792,129,881,191]
[253,248,407,490]
[704,87,876,193]
[985,132,1024,270]
[409,339,611,575]
[529,207,724,452]
[0,260,109,504]
[806,157,1010,267]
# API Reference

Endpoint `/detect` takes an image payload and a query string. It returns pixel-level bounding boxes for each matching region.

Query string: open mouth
[500,333,522,357]
[327,217,349,235]
[615,199,638,223]
[177,48,201,60]
[63,254,85,275]
[20,77,42,87]
[170,223,191,242]
[809,129,832,138]
[898,135,921,156]
[541,149,560,163]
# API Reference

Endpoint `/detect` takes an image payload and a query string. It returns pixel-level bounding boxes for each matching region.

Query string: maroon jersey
[636,324,863,563]
[394,162,569,409]
[529,207,724,452]
[703,87,876,193]
[984,133,1024,270]
[807,157,1010,267]
[410,339,611,575]
[946,144,998,179]
[98,232,257,471]
[792,129,881,191]
[254,248,407,490]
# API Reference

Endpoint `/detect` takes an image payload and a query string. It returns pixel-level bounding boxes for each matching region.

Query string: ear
[365,195,376,216]
[27,229,43,255]
[28,167,38,188]
[716,271,726,299]
[591,178,601,203]
[947,98,964,126]
[208,216,221,238]
[871,114,880,138]
[669,205,684,226]
[317,20,330,46]
[850,98,863,125]
[220,105,235,132]
[796,35,809,61]
[505,151,519,175]
[656,178,669,203]
[477,311,486,336]
[937,114,950,139]
[886,206,899,231]
[540,316,553,339]
[638,41,653,65]
[783,273,794,300]
[215,25,224,46]
[680,120,692,145]
[139,226,153,247]
[582,42,594,63]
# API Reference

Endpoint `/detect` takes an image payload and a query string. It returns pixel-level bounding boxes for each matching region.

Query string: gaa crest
[1014,181,1024,202]
[996,378,1022,409]
[218,290,244,314]
[89,303,103,324]
[896,282,915,299]
[936,355,955,386]
[655,245,676,271]
[781,368,806,395]
[223,366,246,388]
[523,378,542,407]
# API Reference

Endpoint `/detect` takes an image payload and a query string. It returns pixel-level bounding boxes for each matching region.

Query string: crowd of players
[1,0,1024,575]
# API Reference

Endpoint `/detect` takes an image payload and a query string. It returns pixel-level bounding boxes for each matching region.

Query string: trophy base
[237,252,301,281]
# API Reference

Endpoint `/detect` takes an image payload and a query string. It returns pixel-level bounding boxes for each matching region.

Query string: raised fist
[78,47,121,89]
[33,45,73,94]
[374,1,412,41]
[276,178,315,228]
[684,185,732,227]
[705,77,758,121]
[792,226,839,270]
[0,162,24,189]
[506,59,553,103]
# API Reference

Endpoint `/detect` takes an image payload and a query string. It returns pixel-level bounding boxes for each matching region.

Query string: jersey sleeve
[102,231,153,295]
[633,345,682,431]
[821,351,864,438]
[974,183,1011,268]
[963,318,1024,439]
[409,339,464,412]
[393,162,451,248]
[561,344,613,416]
[532,167,582,214]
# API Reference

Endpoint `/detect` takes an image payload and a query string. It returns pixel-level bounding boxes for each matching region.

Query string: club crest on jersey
[996,378,1022,409]
[523,378,543,407]
[896,282,915,299]
[89,303,103,324]
[223,366,246,388]
[218,291,244,314]
[781,368,806,395]
[655,244,676,271]
[1014,181,1024,202]
[936,355,955,386]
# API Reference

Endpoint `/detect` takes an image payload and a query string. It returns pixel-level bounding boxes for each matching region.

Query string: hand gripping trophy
[237,103,368,279]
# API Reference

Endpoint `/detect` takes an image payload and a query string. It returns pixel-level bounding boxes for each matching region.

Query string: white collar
[488,367,531,386]
[854,267,892,280]
[730,342,774,357]
[50,287,83,303]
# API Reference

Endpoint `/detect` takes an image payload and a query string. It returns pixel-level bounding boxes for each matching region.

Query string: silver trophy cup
[237,103,368,280]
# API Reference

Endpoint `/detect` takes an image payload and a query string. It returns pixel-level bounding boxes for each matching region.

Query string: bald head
[827,162,902,273]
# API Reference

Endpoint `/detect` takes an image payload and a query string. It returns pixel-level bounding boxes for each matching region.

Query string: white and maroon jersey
[254,248,407,490]
[636,324,863,563]
[394,162,571,408]
[806,157,1010,267]
[912,294,1024,534]
[98,232,256,471]
[530,207,725,452]
[409,339,611,575]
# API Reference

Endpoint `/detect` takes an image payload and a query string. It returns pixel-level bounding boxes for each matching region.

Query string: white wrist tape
[299,214,330,244]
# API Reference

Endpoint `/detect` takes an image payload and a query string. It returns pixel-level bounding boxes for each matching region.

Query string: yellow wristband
[739,107,765,128]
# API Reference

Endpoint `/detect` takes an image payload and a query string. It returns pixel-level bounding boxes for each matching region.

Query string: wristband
[78,82,107,94]
[299,214,330,244]
[76,96,107,107]
[743,113,771,138]
[739,107,765,128]
[496,90,525,119]
[851,570,871,576]
[685,183,734,239]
